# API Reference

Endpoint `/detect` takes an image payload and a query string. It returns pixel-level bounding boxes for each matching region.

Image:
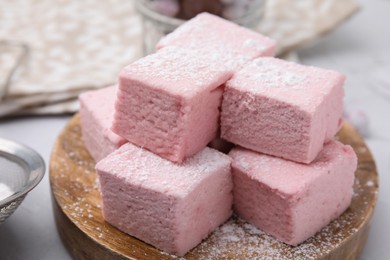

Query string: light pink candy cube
[112,47,233,163]
[96,144,233,256]
[79,86,127,162]
[221,57,345,163]
[229,140,357,245]
[157,12,276,70]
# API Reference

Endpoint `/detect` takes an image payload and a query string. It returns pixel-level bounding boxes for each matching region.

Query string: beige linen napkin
[0,0,358,116]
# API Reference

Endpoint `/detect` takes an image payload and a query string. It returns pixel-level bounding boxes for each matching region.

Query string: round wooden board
[50,114,378,260]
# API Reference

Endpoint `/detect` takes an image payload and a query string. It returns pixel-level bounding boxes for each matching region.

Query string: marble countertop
[0,0,389,259]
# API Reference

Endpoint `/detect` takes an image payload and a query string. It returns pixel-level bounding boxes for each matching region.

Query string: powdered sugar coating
[231,141,356,196]
[120,46,233,99]
[157,13,276,70]
[96,143,231,197]
[229,57,345,112]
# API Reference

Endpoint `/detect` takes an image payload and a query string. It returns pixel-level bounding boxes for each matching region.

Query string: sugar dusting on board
[192,212,358,259]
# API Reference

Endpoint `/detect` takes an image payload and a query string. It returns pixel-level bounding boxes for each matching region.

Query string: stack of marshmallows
[79,13,357,256]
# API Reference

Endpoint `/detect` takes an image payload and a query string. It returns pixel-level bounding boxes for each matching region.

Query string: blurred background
[0,0,389,259]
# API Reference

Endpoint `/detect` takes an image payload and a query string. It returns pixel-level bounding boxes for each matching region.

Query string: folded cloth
[0,0,358,116]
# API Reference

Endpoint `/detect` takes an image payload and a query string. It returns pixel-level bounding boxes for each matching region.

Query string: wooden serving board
[50,114,378,259]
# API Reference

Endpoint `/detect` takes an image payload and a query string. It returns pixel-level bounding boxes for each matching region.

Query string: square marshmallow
[96,144,233,256]
[79,86,127,162]
[229,140,357,245]
[112,47,233,162]
[221,57,345,163]
[157,12,276,70]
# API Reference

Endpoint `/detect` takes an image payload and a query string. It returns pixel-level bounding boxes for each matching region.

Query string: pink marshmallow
[112,47,233,163]
[79,86,127,162]
[229,140,357,245]
[157,12,276,70]
[221,57,345,163]
[96,143,233,256]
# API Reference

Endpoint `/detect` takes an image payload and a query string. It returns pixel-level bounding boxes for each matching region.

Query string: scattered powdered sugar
[128,47,229,93]
[158,13,273,67]
[0,182,14,201]
[244,38,267,52]
[159,250,180,259]
[100,143,230,195]
[192,212,359,259]
[357,146,367,154]
[249,61,307,90]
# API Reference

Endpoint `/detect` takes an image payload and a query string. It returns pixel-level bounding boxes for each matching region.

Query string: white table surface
[0,0,389,259]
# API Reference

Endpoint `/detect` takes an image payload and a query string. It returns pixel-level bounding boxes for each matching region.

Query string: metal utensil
[0,138,45,223]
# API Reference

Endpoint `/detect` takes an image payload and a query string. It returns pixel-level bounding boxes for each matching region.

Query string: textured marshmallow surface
[157,13,276,70]
[79,86,127,162]
[229,140,357,245]
[96,143,233,256]
[221,57,345,163]
[112,47,233,162]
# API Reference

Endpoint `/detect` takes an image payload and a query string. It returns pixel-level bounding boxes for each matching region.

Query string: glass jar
[135,0,267,55]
